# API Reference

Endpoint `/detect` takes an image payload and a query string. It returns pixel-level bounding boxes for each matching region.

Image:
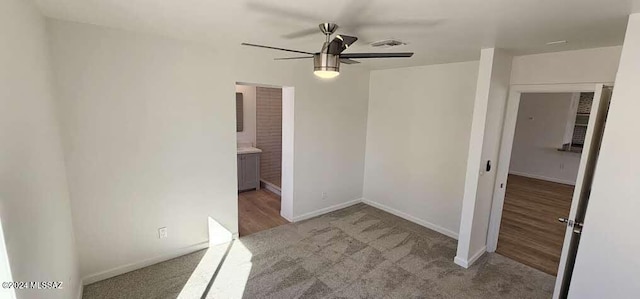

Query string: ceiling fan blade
[241,43,314,55]
[338,35,358,48]
[283,28,320,39]
[355,19,443,28]
[245,2,322,23]
[327,35,359,54]
[340,58,360,64]
[275,56,314,60]
[340,52,414,59]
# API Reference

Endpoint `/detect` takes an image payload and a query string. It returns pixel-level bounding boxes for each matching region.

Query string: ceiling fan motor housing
[314,53,340,72]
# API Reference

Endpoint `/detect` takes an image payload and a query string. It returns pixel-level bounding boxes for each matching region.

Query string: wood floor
[496,175,574,276]
[238,189,289,237]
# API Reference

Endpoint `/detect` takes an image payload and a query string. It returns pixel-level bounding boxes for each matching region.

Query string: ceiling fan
[241,23,414,79]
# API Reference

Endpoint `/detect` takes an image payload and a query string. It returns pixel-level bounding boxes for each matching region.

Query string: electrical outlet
[158,227,168,239]
[321,192,327,200]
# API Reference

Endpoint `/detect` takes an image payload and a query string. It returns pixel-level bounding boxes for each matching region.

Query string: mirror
[236,92,243,132]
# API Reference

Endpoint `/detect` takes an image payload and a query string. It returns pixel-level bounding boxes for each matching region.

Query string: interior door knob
[558,217,575,227]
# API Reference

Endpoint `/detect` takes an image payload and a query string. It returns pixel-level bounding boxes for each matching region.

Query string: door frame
[485,83,612,297]
[235,82,295,221]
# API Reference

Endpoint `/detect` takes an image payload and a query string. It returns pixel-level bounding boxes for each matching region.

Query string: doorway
[235,83,294,237]
[486,84,612,299]
[495,92,591,275]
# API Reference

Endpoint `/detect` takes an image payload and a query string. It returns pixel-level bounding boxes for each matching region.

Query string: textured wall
[256,87,283,186]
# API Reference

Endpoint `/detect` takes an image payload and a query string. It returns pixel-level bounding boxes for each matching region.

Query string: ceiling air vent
[370,39,407,48]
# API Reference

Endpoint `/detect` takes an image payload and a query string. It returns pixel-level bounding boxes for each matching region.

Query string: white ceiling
[35,0,640,69]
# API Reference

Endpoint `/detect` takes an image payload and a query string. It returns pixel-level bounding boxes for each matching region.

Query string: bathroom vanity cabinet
[238,152,260,191]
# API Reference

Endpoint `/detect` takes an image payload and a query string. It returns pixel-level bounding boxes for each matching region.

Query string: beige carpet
[83,203,555,298]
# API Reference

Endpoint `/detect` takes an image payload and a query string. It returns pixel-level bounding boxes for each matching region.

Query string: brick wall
[573,92,594,145]
[577,92,594,114]
[256,87,282,187]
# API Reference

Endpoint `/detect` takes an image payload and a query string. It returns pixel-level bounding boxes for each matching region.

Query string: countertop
[237,147,262,154]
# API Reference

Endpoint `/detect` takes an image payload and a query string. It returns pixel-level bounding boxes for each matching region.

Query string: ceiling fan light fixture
[314,70,340,79]
[313,53,340,79]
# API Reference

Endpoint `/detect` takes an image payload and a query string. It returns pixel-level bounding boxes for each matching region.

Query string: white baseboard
[454,246,487,268]
[280,210,293,222]
[508,171,575,186]
[77,284,83,299]
[292,198,362,222]
[469,245,487,265]
[81,241,209,285]
[362,199,459,239]
[261,180,281,196]
[265,185,281,196]
[454,256,469,268]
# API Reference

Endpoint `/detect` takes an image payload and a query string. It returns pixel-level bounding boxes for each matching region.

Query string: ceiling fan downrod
[319,23,338,42]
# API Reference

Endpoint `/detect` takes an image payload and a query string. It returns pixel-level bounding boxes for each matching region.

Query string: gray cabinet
[238,153,260,191]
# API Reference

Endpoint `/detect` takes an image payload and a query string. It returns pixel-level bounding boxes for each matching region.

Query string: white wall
[47,19,370,281]
[235,84,256,145]
[568,13,640,298]
[456,49,512,267]
[511,46,622,85]
[0,1,80,298]
[363,61,479,238]
[510,93,581,185]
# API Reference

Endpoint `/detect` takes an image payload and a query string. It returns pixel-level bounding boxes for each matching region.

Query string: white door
[552,85,613,298]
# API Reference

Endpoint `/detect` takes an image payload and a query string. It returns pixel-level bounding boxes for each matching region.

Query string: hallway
[496,175,574,275]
